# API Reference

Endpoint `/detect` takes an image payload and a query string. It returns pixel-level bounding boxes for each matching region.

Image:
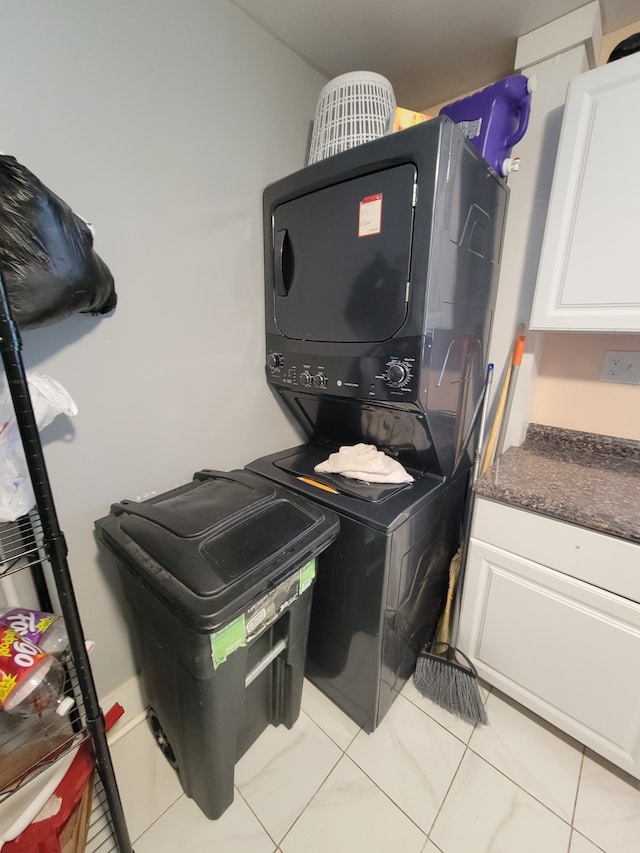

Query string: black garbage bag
[608,33,640,62]
[0,155,116,330]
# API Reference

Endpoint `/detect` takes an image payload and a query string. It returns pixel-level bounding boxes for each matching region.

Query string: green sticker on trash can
[211,614,245,669]
[210,559,317,669]
[299,559,316,593]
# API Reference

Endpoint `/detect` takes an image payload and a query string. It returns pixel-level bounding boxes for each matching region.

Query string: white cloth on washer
[314,443,414,484]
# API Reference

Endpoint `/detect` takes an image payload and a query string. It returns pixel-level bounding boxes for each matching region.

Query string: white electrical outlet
[600,350,640,385]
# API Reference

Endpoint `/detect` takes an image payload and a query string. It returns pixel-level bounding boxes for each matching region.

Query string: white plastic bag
[0,374,78,522]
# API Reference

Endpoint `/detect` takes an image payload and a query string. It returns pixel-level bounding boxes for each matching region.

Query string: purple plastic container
[440,74,534,177]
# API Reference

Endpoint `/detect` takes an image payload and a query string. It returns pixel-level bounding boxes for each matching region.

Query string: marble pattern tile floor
[114,678,640,853]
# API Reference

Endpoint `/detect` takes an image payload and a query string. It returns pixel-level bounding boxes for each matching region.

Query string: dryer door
[272,163,416,343]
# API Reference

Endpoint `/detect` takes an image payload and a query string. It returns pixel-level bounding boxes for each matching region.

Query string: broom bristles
[414,645,488,726]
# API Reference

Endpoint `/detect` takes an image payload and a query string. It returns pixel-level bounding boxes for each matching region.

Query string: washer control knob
[387,362,409,386]
[313,373,326,388]
[267,352,283,370]
[300,371,313,387]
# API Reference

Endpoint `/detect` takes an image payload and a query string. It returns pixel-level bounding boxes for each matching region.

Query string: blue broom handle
[472,363,494,486]
[451,362,494,647]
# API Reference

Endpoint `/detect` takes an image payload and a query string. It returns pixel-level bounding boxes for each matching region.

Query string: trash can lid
[95,469,339,630]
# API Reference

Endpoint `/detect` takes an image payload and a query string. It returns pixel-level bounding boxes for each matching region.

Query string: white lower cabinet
[459,498,640,778]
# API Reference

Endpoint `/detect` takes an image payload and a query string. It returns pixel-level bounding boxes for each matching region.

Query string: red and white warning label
[358,193,382,237]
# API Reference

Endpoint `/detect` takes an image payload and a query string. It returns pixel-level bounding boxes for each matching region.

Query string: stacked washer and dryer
[247,116,508,732]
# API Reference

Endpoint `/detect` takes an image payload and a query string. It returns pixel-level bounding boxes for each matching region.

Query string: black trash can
[95,468,339,819]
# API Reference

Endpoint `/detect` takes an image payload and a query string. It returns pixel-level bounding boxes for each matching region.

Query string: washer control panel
[266,341,421,402]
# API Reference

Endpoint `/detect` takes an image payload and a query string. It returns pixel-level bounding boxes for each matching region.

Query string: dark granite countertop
[475,424,640,544]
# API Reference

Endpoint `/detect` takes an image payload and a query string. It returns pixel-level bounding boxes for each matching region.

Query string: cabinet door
[459,539,640,778]
[530,53,640,331]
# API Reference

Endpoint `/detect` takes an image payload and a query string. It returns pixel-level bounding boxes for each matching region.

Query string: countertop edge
[475,424,640,545]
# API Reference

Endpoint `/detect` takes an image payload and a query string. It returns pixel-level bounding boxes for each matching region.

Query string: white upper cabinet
[530,52,640,331]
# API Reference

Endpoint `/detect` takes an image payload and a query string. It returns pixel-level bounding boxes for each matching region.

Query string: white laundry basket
[307,71,396,164]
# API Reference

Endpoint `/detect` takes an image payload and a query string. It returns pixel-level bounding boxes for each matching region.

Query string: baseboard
[99,674,148,744]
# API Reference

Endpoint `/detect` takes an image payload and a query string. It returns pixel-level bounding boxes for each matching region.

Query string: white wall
[424,6,619,458]
[488,42,590,452]
[532,333,640,440]
[527,17,640,443]
[0,1,325,696]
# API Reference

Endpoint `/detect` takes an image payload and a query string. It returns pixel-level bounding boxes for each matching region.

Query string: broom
[414,550,488,725]
[413,362,494,725]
